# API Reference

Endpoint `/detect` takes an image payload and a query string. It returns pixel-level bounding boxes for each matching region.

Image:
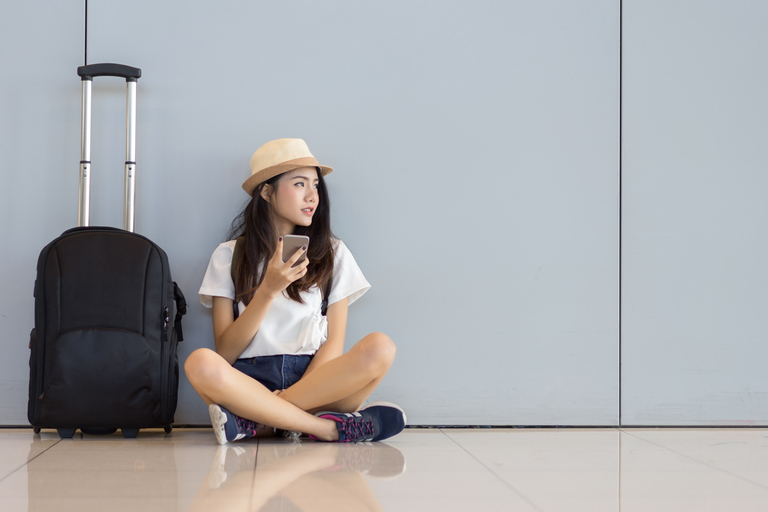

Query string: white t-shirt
[199,239,370,358]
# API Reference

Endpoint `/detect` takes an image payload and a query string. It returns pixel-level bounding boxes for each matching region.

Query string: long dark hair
[228,168,335,306]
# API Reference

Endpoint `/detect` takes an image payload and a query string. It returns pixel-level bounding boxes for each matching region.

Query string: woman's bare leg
[185,348,338,440]
[185,332,397,440]
[278,332,396,413]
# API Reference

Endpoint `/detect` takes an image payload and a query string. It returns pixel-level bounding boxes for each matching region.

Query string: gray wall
[621,0,768,425]
[0,0,762,427]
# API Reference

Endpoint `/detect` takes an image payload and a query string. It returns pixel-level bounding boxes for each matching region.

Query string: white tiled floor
[1,428,768,511]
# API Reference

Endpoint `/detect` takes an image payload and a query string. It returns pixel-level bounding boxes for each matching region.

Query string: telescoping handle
[77,63,142,232]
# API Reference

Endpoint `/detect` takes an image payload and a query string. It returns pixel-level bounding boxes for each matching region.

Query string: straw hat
[243,138,333,195]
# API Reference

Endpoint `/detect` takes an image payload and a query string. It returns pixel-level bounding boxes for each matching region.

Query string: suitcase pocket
[40,328,161,428]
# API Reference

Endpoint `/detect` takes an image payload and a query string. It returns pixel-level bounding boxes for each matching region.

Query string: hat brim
[242,157,333,195]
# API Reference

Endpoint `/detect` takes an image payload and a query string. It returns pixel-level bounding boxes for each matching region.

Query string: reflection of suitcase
[27,64,187,439]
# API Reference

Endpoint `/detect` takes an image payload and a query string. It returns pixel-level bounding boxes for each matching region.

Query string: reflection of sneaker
[331,442,407,478]
[315,402,406,443]
[209,404,262,444]
[208,445,247,488]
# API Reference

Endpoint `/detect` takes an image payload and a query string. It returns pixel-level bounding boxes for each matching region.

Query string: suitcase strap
[173,282,187,342]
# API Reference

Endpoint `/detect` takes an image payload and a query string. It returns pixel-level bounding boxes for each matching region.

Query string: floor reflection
[5,428,766,511]
[191,439,406,512]
[23,433,181,509]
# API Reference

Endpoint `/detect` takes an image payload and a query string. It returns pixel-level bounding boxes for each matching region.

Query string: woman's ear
[259,184,272,202]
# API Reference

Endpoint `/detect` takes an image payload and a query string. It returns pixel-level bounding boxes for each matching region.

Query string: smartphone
[282,235,309,266]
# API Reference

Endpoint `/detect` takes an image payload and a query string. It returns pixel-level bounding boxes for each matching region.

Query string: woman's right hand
[213,238,307,364]
[258,237,309,297]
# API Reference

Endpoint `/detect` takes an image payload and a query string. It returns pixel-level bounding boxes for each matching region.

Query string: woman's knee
[184,348,225,387]
[356,332,396,372]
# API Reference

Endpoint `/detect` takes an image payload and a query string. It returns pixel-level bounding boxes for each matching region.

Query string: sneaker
[275,428,303,443]
[314,402,406,443]
[208,404,263,444]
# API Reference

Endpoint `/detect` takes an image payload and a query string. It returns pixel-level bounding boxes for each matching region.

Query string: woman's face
[264,167,320,235]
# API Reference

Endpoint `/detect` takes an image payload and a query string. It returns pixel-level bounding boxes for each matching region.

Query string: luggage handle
[77,63,142,232]
[77,63,141,81]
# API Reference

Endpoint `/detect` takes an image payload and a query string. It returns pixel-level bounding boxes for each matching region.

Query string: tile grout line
[248,438,261,508]
[618,429,768,492]
[439,429,546,512]
[617,428,622,512]
[0,438,62,485]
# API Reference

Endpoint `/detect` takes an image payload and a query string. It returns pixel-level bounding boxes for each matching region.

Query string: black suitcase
[27,64,187,439]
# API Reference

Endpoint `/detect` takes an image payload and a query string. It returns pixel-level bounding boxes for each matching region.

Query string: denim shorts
[233,354,313,392]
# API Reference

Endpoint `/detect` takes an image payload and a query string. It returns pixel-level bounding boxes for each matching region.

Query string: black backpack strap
[321,272,332,316]
[231,237,245,319]
[173,281,187,341]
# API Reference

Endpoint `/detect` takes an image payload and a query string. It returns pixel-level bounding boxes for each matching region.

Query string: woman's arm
[211,288,277,365]
[303,297,349,375]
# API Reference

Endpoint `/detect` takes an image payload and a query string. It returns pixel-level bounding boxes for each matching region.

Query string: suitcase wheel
[57,428,76,439]
[122,429,139,439]
[164,424,173,434]
[33,427,41,434]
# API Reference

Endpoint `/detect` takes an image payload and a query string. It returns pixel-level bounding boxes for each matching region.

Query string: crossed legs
[184,332,396,441]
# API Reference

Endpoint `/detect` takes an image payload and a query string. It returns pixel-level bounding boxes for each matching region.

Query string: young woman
[185,138,405,444]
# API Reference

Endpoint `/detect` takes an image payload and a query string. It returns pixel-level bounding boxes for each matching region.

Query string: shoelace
[339,416,375,443]
[235,415,259,437]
